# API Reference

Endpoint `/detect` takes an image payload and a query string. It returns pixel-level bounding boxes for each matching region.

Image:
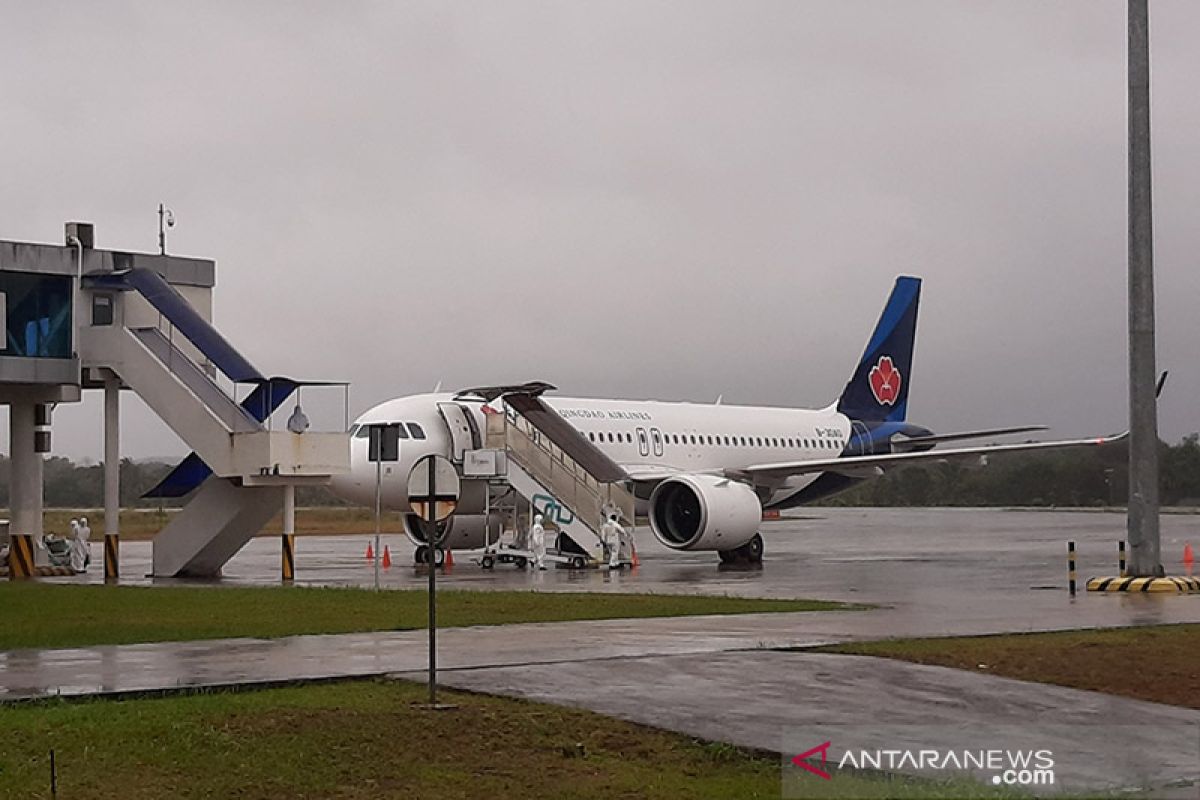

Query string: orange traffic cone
[630,543,640,568]
[1185,542,1194,576]
[365,542,374,560]
[382,546,392,569]
[445,549,455,568]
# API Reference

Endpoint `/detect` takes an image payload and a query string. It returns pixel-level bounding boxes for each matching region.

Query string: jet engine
[648,474,761,551]
[403,512,503,550]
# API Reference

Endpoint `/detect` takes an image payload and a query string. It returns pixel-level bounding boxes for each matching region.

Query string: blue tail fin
[836,276,921,423]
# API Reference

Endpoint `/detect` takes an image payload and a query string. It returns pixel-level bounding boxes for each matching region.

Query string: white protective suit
[69,519,89,572]
[530,514,547,570]
[601,514,626,568]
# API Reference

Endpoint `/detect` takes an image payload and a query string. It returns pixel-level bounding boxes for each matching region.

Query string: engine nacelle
[403,512,502,550]
[648,474,761,551]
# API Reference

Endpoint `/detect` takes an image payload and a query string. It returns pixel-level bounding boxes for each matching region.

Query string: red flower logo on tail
[868,356,901,406]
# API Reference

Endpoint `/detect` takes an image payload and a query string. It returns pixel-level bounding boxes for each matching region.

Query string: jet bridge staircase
[460,385,634,563]
[81,267,348,577]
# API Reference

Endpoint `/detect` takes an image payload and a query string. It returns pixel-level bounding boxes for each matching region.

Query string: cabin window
[407,423,425,440]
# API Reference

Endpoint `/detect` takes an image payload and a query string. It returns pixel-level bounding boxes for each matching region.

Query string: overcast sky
[1,1,1197,460]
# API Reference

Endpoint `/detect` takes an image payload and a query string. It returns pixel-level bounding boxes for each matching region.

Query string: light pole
[157,203,175,255]
[1126,0,1163,577]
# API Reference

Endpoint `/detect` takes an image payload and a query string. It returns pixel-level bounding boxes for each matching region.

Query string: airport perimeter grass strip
[0,583,850,651]
[0,679,1026,799]
[39,507,396,540]
[817,624,1200,711]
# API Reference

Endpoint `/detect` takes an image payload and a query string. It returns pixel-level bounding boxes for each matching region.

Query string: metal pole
[1127,0,1162,577]
[427,455,438,705]
[1068,541,1077,596]
[374,451,382,591]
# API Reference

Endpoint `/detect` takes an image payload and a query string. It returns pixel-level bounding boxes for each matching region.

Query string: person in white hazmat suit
[529,514,547,570]
[601,513,627,569]
[69,518,89,573]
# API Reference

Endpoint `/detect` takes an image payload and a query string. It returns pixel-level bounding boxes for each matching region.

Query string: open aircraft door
[437,402,481,463]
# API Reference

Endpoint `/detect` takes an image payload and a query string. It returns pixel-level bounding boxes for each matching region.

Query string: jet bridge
[457,384,635,563]
[1,222,349,579]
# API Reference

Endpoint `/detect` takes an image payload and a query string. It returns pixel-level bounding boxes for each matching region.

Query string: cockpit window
[353,426,369,438]
[407,422,426,440]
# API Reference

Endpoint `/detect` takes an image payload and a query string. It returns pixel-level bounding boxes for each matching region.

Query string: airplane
[329,276,1123,565]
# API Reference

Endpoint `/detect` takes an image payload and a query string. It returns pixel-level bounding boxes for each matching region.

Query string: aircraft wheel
[414,545,429,565]
[481,555,495,570]
[433,548,446,567]
[514,556,528,569]
[570,555,587,570]
[744,533,764,563]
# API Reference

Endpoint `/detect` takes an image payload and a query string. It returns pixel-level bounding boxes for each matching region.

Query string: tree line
[818,434,1200,507]
[2,434,1199,509]
[0,457,346,509]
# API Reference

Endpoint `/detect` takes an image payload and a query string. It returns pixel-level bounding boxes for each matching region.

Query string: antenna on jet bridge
[433,381,442,393]
[715,394,723,405]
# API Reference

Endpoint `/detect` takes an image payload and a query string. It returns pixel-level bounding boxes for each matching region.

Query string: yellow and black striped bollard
[1068,541,1077,596]
[282,534,295,582]
[104,534,120,581]
[8,535,36,578]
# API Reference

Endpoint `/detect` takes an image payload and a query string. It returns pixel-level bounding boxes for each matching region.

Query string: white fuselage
[330,392,852,513]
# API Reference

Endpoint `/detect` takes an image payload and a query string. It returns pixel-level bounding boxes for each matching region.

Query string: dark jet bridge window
[407,423,426,440]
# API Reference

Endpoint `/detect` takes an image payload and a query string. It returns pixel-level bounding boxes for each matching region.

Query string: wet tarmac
[58,507,1200,626]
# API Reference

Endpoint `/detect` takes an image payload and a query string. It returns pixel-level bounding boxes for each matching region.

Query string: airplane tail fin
[836,276,921,423]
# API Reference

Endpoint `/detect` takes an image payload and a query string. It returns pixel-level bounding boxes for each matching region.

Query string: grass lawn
[820,624,1200,710]
[0,583,849,651]
[0,679,1020,799]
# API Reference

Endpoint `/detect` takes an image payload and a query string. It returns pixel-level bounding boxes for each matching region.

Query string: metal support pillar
[282,484,296,582]
[1126,0,1163,577]
[8,402,43,577]
[104,375,121,581]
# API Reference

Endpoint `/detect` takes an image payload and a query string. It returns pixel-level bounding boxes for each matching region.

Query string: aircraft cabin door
[437,402,479,463]
[650,427,664,457]
[636,427,650,457]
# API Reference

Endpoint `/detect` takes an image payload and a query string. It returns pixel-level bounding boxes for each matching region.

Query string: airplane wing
[729,432,1127,482]
[891,425,1048,449]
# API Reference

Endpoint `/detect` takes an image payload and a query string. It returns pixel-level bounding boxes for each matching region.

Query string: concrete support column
[8,401,44,578]
[104,374,121,581]
[282,484,295,582]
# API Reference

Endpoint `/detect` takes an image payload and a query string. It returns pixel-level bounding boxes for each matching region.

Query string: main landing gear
[413,545,446,567]
[718,532,764,565]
